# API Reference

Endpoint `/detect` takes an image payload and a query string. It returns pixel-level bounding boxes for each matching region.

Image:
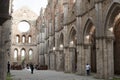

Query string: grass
[6,73,12,80]
[112,78,120,80]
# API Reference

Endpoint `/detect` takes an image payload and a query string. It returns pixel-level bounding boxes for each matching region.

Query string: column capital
[83,43,91,49]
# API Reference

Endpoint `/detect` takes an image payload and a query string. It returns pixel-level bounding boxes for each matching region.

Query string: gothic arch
[59,32,64,46]
[16,35,20,43]
[105,2,120,36]
[83,18,95,44]
[28,35,32,43]
[14,48,18,61]
[83,18,96,73]
[28,49,33,60]
[20,48,26,60]
[68,26,77,72]
[22,35,26,43]
[68,25,77,46]
[104,2,120,75]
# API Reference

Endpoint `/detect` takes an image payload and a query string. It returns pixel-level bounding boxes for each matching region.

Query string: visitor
[30,63,34,74]
[86,63,90,75]
[7,61,10,74]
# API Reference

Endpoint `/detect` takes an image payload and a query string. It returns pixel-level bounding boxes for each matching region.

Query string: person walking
[30,63,34,74]
[7,61,10,74]
[86,64,90,75]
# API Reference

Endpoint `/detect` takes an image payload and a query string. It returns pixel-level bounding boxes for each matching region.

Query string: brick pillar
[64,47,71,72]
[96,38,104,78]
[105,37,114,79]
[84,44,91,68]
[77,44,85,75]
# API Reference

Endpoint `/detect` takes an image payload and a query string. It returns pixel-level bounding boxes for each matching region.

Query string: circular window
[18,21,30,32]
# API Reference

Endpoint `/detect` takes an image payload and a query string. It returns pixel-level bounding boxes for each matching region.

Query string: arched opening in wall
[29,49,33,60]
[59,33,64,71]
[106,3,120,75]
[22,35,26,43]
[114,18,120,75]
[16,35,20,43]
[21,48,26,61]
[90,26,96,73]
[28,35,32,43]
[14,49,18,61]
[84,21,96,73]
[69,27,77,72]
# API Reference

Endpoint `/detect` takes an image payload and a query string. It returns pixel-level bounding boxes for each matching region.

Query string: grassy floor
[6,73,12,80]
[112,78,120,80]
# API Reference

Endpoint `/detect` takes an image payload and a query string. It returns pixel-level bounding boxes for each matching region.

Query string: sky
[13,0,48,15]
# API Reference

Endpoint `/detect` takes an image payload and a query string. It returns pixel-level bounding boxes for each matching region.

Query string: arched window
[16,35,20,43]
[21,49,25,60]
[14,49,18,61]
[28,35,32,43]
[22,35,26,43]
[29,49,33,60]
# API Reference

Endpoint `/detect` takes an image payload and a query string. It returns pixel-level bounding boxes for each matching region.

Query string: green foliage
[6,73,12,80]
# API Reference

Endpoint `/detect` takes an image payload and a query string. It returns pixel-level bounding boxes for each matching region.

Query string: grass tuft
[6,73,12,80]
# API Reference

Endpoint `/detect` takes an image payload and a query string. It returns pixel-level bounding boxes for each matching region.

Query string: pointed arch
[59,32,64,49]
[14,48,18,61]
[16,35,20,43]
[59,33,64,45]
[104,2,120,75]
[21,48,26,60]
[69,26,77,46]
[22,35,26,43]
[104,2,120,36]
[83,18,95,44]
[28,49,33,60]
[28,35,32,43]
[83,18,96,73]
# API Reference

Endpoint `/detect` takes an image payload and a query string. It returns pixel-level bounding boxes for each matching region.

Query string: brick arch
[28,35,32,43]
[68,26,77,46]
[59,32,64,45]
[83,18,96,73]
[13,48,18,61]
[104,1,120,36]
[28,49,33,60]
[20,48,26,60]
[104,2,120,75]
[22,35,26,43]
[83,18,95,44]
[16,34,20,43]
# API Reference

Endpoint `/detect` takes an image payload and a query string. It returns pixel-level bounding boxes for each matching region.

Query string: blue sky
[13,0,48,15]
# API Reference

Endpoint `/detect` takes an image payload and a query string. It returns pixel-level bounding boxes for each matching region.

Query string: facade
[36,0,120,79]
[11,7,38,67]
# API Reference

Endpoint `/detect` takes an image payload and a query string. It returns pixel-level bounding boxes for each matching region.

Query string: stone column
[95,0,104,78]
[59,50,64,71]
[64,47,70,72]
[69,47,76,73]
[55,50,60,71]
[0,26,6,80]
[105,36,114,79]
[77,44,84,75]
[96,38,104,78]
[84,44,91,67]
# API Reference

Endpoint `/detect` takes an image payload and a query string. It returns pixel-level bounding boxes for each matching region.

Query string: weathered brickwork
[11,7,38,66]
[36,0,120,79]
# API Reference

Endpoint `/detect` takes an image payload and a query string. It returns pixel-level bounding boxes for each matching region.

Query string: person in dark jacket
[7,61,10,73]
[30,63,34,74]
